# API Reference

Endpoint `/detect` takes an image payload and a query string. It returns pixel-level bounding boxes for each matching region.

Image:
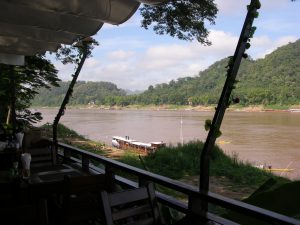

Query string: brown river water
[36,108,300,180]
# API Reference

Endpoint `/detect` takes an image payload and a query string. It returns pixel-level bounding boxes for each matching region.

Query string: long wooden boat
[264,168,294,172]
[255,164,294,172]
[112,136,165,153]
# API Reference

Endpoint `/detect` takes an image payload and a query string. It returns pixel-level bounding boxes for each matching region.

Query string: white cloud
[108,50,135,60]
[260,0,291,10]
[250,35,297,58]
[85,58,101,67]
[206,30,237,55]
[57,30,240,89]
[97,37,146,51]
[54,62,74,81]
[145,44,197,60]
[215,0,245,15]
[103,63,132,73]
[215,0,291,15]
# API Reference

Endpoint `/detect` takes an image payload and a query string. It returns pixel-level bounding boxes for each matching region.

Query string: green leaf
[215,130,222,138]
[254,0,261,9]
[204,119,212,131]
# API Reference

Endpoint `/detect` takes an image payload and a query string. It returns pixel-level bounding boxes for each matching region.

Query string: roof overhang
[0,0,166,65]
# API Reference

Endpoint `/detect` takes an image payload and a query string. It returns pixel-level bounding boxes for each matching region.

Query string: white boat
[289,109,300,113]
[112,136,165,152]
[112,139,120,148]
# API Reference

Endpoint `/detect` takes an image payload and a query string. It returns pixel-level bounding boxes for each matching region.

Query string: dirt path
[180,175,256,200]
[63,138,142,159]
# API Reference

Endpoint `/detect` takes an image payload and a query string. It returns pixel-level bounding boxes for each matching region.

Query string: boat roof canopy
[0,0,167,65]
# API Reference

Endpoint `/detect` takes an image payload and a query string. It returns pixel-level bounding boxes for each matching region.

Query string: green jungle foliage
[0,55,59,126]
[32,81,126,106]
[33,40,300,106]
[134,39,300,106]
[139,1,217,45]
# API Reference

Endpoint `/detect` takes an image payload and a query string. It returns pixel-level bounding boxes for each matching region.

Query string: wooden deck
[0,142,299,225]
[56,142,300,225]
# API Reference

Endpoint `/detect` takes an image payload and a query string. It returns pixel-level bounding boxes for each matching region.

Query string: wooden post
[9,65,17,136]
[82,155,90,172]
[138,177,150,187]
[51,144,57,165]
[187,195,208,225]
[199,0,260,211]
[64,148,71,162]
[138,156,151,187]
[105,165,116,192]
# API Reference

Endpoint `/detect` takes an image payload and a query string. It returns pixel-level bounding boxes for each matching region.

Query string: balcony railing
[56,141,300,225]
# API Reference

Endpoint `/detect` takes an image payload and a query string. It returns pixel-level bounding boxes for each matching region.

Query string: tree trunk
[52,45,88,163]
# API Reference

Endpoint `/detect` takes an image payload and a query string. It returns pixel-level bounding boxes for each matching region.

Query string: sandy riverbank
[37,104,300,113]
[115,104,300,112]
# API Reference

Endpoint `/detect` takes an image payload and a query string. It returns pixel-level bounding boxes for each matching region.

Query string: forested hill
[132,40,300,106]
[32,81,126,106]
[33,40,300,106]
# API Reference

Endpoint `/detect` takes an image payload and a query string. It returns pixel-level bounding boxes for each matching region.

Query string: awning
[0,0,166,65]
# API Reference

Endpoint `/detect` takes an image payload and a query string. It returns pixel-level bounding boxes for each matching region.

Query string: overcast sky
[54,0,300,91]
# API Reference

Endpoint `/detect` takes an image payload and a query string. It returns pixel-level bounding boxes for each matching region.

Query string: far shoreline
[32,104,300,113]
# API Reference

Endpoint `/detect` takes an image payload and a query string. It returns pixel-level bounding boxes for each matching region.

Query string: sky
[54,0,300,91]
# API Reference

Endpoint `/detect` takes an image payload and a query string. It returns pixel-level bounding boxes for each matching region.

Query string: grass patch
[40,123,85,139]
[210,150,288,187]
[120,141,288,188]
[118,152,142,168]
[40,123,105,154]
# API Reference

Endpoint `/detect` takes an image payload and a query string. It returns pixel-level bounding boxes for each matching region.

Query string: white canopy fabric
[0,53,24,66]
[0,0,166,65]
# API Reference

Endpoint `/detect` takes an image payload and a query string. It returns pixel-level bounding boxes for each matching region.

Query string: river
[35,108,300,180]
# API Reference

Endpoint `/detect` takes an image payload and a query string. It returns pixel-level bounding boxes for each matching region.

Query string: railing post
[138,155,151,187]
[50,144,57,165]
[187,195,208,225]
[138,177,150,187]
[82,155,90,172]
[105,165,117,192]
[63,148,71,162]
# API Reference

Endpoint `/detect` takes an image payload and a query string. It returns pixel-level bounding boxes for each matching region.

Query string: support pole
[52,42,89,161]
[199,0,260,212]
[9,65,17,137]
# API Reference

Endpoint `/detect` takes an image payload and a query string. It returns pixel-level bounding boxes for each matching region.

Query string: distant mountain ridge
[32,81,126,106]
[32,40,300,106]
